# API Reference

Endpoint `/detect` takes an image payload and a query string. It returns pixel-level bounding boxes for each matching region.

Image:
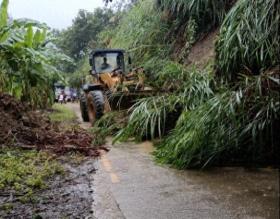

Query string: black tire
[87,90,104,124]
[80,93,89,122]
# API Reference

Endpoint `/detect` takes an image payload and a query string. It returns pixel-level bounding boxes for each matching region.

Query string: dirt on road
[0,100,100,218]
[0,159,96,219]
[0,93,101,156]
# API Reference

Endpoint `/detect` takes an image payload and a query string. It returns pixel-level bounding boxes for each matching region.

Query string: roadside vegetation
[0,0,278,216]
[0,148,63,194]
[99,0,279,168]
[1,0,279,173]
[0,0,104,214]
[0,147,63,213]
[0,0,73,109]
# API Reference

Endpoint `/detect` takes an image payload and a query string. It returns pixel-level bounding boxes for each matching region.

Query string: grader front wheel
[87,91,105,124]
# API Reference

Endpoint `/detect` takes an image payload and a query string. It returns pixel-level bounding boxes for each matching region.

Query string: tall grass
[110,0,169,66]
[157,0,233,32]
[114,64,214,142]
[216,0,280,81]
[155,70,280,168]
[103,0,202,75]
[109,0,279,169]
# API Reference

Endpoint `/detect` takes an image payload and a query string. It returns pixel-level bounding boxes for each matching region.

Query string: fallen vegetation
[0,93,102,156]
[215,0,280,81]
[98,0,280,168]
[155,71,280,168]
[0,94,102,217]
[91,111,128,145]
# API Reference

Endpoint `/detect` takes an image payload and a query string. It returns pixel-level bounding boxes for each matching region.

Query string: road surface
[68,103,279,219]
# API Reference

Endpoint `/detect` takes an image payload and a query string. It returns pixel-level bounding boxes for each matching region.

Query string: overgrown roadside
[0,96,105,218]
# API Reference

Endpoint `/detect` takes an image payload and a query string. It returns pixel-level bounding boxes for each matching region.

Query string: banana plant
[0,0,73,108]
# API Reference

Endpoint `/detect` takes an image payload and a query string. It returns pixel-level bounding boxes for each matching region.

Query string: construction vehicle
[80,49,153,124]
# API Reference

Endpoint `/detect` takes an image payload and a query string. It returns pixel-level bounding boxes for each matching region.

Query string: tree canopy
[57,8,114,61]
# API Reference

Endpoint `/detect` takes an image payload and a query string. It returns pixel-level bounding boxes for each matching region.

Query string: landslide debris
[0,93,101,156]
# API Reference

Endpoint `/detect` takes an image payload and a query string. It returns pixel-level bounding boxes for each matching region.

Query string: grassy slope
[109,0,280,168]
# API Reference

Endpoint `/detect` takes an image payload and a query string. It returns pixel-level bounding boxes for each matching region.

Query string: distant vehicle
[58,93,66,104]
[54,83,78,103]
[64,87,72,102]
[54,83,65,102]
[64,87,78,102]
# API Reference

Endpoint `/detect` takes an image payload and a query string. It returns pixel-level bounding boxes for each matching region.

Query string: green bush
[114,65,214,142]
[155,72,280,168]
[157,0,232,32]
[0,0,72,108]
[215,0,280,81]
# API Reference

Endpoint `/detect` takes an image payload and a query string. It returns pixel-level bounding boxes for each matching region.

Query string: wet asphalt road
[68,103,280,219]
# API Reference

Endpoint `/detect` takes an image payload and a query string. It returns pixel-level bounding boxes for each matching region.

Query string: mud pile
[0,93,101,156]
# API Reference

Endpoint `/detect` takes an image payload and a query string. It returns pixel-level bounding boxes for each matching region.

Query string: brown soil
[0,93,102,156]
[185,29,219,68]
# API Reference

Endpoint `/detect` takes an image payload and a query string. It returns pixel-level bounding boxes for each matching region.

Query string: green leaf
[33,29,41,48]
[0,0,9,28]
[24,25,34,47]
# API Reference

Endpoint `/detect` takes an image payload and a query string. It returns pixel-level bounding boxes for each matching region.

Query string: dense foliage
[114,64,214,142]
[215,0,280,81]
[0,0,72,108]
[109,0,280,168]
[108,1,169,68]
[157,0,233,33]
[57,8,115,62]
[2,0,278,168]
[156,71,279,168]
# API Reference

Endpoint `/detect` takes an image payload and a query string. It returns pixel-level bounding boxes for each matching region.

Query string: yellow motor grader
[80,49,153,124]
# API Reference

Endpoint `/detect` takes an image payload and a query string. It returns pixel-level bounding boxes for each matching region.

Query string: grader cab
[80,49,152,124]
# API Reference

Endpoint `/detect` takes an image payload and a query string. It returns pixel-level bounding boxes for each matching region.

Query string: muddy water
[67,103,280,219]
